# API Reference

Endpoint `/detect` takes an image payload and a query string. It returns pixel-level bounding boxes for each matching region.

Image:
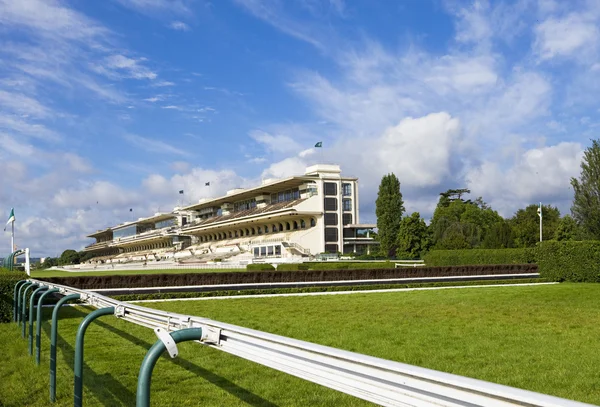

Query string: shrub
[537,241,600,282]
[423,248,537,266]
[304,262,397,270]
[0,269,27,323]
[276,263,310,271]
[246,263,276,271]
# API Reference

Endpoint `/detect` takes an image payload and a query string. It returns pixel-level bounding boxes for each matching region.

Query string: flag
[179,190,184,194]
[4,208,14,231]
[314,141,322,148]
[129,208,133,212]
[205,182,210,186]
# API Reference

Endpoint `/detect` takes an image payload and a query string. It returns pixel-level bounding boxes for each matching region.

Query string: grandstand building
[84,165,377,264]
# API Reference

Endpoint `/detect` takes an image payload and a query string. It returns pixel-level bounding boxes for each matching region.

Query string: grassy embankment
[0,283,598,406]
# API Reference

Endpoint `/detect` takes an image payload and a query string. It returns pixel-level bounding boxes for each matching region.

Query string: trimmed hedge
[37,264,537,290]
[246,263,276,271]
[538,241,600,282]
[276,263,309,271]
[423,249,537,266]
[303,262,397,270]
[0,269,27,323]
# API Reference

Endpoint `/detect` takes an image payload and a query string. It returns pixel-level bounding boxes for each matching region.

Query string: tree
[375,173,405,257]
[482,220,514,248]
[571,139,600,239]
[396,212,430,259]
[510,204,560,247]
[554,215,586,241]
[59,249,80,266]
[429,190,502,249]
[41,257,58,268]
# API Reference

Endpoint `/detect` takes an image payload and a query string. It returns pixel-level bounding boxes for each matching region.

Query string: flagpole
[11,220,14,253]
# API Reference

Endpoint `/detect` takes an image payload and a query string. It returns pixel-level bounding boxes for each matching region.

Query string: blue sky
[1,0,599,257]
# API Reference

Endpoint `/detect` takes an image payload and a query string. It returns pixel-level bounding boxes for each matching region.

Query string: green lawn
[31,267,245,278]
[0,283,599,406]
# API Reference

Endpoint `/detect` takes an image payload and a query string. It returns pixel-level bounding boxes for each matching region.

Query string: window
[324,198,337,211]
[310,218,316,227]
[324,182,337,196]
[325,227,338,242]
[300,219,306,229]
[268,246,274,256]
[343,213,353,225]
[271,188,300,204]
[272,224,278,232]
[234,199,257,212]
[264,225,269,233]
[293,221,298,230]
[325,244,339,253]
[343,199,352,211]
[324,213,338,226]
[342,183,352,196]
[275,245,282,256]
[343,228,355,238]
[257,226,262,235]
[253,247,259,257]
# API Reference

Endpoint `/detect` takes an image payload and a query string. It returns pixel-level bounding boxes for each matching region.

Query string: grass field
[31,268,245,278]
[0,283,599,406]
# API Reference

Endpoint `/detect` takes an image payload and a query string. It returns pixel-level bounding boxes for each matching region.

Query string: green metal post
[50,294,80,403]
[136,328,203,407]
[22,283,38,338]
[73,307,114,407]
[17,281,32,324]
[14,280,27,322]
[29,286,48,355]
[36,288,59,365]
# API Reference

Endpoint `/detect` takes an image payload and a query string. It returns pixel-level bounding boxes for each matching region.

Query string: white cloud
[0,90,52,118]
[169,21,190,31]
[467,142,583,216]
[261,157,308,179]
[250,129,304,155]
[534,13,599,60]
[95,54,158,80]
[123,133,191,156]
[114,0,191,15]
[153,80,175,87]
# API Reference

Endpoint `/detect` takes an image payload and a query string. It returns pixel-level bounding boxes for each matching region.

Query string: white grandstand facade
[84,165,377,264]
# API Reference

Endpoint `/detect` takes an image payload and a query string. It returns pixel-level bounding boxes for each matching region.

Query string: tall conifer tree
[375,173,404,257]
[571,139,600,239]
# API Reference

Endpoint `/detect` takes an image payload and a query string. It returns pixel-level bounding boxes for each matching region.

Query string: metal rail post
[29,285,48,355]
[36,288,59,365]
[22,283,38,338]
[73,307,114,407]
[136,328,203,407]
[50,294,80,403]
[16,281,32,324]
[14,280,27,322]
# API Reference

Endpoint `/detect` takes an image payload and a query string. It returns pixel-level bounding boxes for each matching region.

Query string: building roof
[86,228,113,238]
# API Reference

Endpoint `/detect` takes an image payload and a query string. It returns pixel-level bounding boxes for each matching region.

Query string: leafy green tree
[554,215,586,241]
[482,220,514,248]
[375,173,405,257]
[396,212,430,259]
[430,190,502,249]
[59,249,80,266]
[571,139,600,239]
[41,257,58,268]
[510,204,560,247]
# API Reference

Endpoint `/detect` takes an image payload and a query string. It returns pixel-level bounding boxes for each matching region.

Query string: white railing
[28,278,594,407]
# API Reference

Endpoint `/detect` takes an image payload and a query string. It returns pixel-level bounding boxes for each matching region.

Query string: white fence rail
[29,278,595,407]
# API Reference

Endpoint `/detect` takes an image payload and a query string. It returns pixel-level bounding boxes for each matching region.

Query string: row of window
[324,213,353,226]
[253,245,282,257]
[324,182,353,197]
[271,188,301,204]
[324,198,353,212]
[233,198,257,212]
[197,218,317,242]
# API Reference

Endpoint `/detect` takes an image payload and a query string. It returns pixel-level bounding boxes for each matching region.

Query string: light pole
[537,202,543,242]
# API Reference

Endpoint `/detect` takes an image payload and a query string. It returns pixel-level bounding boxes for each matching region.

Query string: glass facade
[343,199,352,211]
[234,198,257,212]
[324,198,337,211]
[324,182,337,196]
[342,213,353,225]
[342,183,352,196]
[113,225,138,239]
[271,188,300,204]
[155,218,176,229]
[324,213,338,225]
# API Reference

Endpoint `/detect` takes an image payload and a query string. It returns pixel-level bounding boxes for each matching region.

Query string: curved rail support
[50,293,80,403]
[136,328,203,407]
[22,283,38,338]
[13,280,27,322]
[29,285,48,355]
[17,281,32,324]
[73,307,115,407]
[36,288,59,365]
